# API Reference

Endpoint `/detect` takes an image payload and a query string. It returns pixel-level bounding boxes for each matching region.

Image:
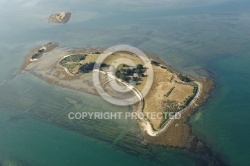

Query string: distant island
[21,42,214,158]
[48,12,71,24]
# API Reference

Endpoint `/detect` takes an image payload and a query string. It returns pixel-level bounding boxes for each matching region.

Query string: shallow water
[190,52,250,166]
[0,0,250,165]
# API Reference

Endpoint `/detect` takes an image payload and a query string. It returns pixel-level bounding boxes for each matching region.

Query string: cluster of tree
[193,85,198,94]
[100,63,108,68]
[32,53,41,59]
[115,64,145,82]
[183,95,194,106]
[79,62,95,73]
[78,62,108,73]
[151,60,160,66]
[116,70,128,81]
[183,85,198,106]
[32,49,45,59]
[177,74,191,82]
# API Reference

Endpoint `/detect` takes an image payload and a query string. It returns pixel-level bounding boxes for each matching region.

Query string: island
[58,51,200,132]
[21,42,215,164]
[48,12,71,24]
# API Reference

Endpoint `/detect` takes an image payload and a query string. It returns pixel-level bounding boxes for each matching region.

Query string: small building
[133,73,139,78]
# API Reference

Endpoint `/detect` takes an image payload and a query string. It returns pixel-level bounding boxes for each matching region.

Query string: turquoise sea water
[0,107,204,166]
[191,52,250,166]
[0,0,250,165]
[0,108,167,166]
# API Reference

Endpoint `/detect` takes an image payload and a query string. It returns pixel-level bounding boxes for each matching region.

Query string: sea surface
[0,0,250,165]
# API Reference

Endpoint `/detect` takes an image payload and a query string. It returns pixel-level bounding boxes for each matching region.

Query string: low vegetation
[31,48,45,60]
[151,60,160,66]
[60,54,86,63]
[183,84,198,106]
[164,87,175,97]
[177,74,192,82]
[59,54,87,74]
[143,62,198,129]
[79,62,95,73]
